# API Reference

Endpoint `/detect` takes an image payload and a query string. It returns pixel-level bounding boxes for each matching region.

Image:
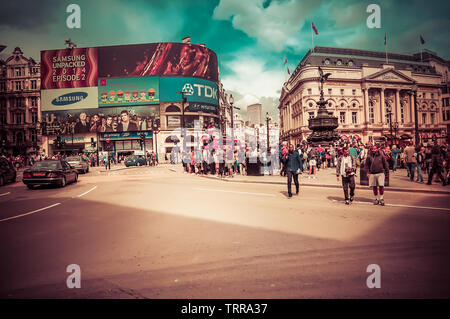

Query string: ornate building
[279,46,450,145]
[0,47,41,156]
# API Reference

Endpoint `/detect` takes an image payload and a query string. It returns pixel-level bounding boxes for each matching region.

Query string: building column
[380,88,385,125]
[363,88,369,124]
[395,89,401,123]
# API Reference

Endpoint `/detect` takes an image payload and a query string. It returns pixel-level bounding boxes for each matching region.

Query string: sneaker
[379,199,385,206]
[296,189,299,195]
[350,196,354,202]
[288,193,292,198]
[373,199,379,205]
[345,200,350,205]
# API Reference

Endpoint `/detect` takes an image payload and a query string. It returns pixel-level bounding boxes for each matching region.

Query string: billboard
[41,87,98,111]
[98,77,159,107]
[41,48,98,89]
[188,102,218,114]
[42,105,160,135]
[98,42,218,82]
[160,77,218,106]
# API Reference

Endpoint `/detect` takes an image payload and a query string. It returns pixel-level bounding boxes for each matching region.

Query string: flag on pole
[287,66,290,75]
[284,55,287,66]
[312,22,318,35]
[384,32,388,64]
[420,35,425,45]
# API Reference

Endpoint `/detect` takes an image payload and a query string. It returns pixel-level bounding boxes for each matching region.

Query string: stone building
[0,47,41,156]
[279,46,449,146]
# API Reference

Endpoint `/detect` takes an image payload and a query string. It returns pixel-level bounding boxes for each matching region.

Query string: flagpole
[385,33,388,64]
[311,23,314,53]
[420,36,423,62]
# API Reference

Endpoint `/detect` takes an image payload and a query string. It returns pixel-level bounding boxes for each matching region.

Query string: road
[1,165,449,298]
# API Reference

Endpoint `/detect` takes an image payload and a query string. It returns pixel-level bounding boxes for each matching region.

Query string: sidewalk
[169,164,450,195]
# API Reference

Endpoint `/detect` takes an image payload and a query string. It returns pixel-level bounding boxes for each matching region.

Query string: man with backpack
[285,144,303,198]
[365,145,389,206]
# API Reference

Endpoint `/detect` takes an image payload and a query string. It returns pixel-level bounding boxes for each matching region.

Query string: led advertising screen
[41,87,98,111]
[98,76,159,107]
[98,42,218,82]
[160,76,218,106]
[42,105,160,135]
[40,48,98,89]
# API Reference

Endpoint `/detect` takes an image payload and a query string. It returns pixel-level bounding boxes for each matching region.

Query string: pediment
[363,68,415,83]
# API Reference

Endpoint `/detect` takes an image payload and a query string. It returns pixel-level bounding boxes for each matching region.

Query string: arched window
[166,104,181,112]
[165,135,180,143]
[369,101,375,123]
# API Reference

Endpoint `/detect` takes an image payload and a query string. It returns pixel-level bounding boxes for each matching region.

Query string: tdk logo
[182,83,217,99]
[52,92,87,106]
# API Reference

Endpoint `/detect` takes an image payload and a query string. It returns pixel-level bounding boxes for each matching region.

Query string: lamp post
[265,112,271,150]
[177,90,188,152]
[229,94,240,148]
[393,121,399,145]
[386,104,393,145]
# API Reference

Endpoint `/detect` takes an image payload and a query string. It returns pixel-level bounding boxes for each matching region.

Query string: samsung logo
[52,92,88,106]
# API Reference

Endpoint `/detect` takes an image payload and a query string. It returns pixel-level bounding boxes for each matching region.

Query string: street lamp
[386,104,393,145]
[408,84,419,146]
[229,94,240,148]
[177,91,188,151]
[266,112,271,150]
[393,121,399,145]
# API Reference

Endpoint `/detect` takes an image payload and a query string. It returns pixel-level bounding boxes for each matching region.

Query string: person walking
[416,146,425,183]
[404,144,417,181]
[336,147,357,205]
[285,144,302,198]
[308,149,317,179]
[427,144,447,186]
[365,145,389,206]
[392,145,401,172]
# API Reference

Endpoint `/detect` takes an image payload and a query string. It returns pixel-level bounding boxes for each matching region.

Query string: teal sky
[1,0,449,121]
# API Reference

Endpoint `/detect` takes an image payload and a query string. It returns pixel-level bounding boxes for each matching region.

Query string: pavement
[1,164,449,298]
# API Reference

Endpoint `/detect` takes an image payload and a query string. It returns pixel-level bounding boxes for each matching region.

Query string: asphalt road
[1,165,449,298]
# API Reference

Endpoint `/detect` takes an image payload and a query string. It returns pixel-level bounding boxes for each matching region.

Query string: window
[0,82,5,92]
[431,93,434,99]
[340,112,346,124]
[307,88,312,95]
[400,103,405,124]
[308,112,315,119]
[352,112,357,124]
[31,80,37,90]
[328,88,332,95]
[369,101,374,123]
[15,68,21,76]
[352,89,356,95]
[430,113,435,125]
[340,89,344,95]
[309,102,313,108]
[15,81,22,91]
[31,112,38,124]
[422,113,427,124]
[31,129,37,143]
[0,112,6,124]
[423,93,426,99]
[446,98,450,107]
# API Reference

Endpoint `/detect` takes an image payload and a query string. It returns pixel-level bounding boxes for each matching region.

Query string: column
[395,89,401,123]
[380,88,385,125]
[363,88,369,124]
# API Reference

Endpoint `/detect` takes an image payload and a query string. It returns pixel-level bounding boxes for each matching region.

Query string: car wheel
[0,175,4,187]
[11,173,16,183]
[74,173,78,183]
[60,177,66,188]
[27,184,35,189]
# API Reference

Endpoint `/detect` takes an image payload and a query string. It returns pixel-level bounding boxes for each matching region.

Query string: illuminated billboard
[41,87,98,111]
[98,42,218,82]
[98,76,159,107]
[160,77,218,106]
[40,48,98,89]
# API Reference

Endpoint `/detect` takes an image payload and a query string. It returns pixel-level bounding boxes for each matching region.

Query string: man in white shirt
[336,147,356,205]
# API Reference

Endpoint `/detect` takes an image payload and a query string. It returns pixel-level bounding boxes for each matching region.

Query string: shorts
[309,160,316,166]
[369,173,385,187]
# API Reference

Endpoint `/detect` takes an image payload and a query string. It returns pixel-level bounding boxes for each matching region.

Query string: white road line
[331,199,450,211]
[0,203,61,223]
[0,192,11,197]
[77,185,97,197]
[194,187,275,197]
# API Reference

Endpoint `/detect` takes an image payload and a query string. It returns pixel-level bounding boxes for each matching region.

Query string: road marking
[331,199,450,211]
[0,192,11,197]
[77,185,97,197]
[194,187,275,197]
[0,203,61,223]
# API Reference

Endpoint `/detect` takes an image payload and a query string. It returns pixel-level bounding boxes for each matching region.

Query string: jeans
[342,175,355,200]
[416,164,423,182]
[393,156,398,171]
[428,165,446,185]
[287,170,299,196]
[407,163,416,181]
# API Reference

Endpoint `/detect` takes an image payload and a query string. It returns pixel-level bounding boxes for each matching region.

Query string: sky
[1,0,449,121]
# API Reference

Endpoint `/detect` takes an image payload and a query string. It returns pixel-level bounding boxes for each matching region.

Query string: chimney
[182,36,191,44]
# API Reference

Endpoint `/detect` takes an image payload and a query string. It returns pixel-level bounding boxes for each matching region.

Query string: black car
[0,157,16,186]
[124,155,146,167]
[22,160,78,189]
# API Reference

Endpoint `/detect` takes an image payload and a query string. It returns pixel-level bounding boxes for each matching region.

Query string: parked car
[22,160,78,189]
[66,156,90,173]
[124,155,146,167]
[0,157,17,186]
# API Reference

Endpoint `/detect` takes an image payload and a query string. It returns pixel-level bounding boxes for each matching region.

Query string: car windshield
[66,157,81,161]
[32,161,61,170]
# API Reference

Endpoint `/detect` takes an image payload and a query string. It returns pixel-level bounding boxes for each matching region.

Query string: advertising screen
[41,87,98,111]
[98,42,218,82]
[160,77,218,106]
[42,105,160,135]
[98,77,159,107]
[41,48,98,89]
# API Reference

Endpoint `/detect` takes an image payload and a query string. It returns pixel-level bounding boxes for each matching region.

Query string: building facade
[247,103,262,126]
[0,47,41,156]
[279,46,450,146]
